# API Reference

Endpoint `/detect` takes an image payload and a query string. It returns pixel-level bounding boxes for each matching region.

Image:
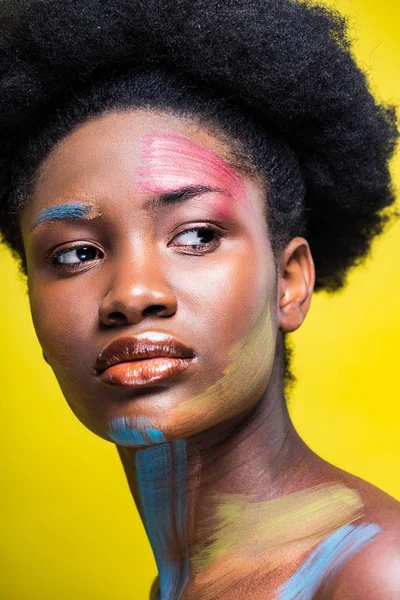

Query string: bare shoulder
[316,523,400,599]
[316,467,400,598]
[339,468,400,526]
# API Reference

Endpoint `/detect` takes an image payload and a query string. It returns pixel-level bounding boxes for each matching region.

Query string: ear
[278,237,315,333]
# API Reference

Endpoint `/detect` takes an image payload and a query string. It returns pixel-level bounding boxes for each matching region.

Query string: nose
[98,252,178,327]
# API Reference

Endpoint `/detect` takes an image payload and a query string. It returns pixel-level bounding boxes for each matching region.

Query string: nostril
[142,305,167,317]
[105,307,164,323]
[107,311,127,324]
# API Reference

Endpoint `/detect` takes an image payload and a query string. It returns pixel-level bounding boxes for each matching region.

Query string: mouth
[95,332,196,388]
[100,356,195,387]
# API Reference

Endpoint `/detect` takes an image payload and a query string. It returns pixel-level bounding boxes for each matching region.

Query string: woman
[0,0,399,598]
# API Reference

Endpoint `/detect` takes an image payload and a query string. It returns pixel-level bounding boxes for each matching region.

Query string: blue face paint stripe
[172,439,190,598]
[135,436,190,599]
[31,203,92,229]
[109,417,169,446]
[276,523,381,600]
[146,427,168,444]
[135,443,176,597]
[109,417,190,598]
[109,416,148,445]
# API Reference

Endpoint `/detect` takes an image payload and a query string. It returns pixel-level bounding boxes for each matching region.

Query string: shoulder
[314,466,400,598]
[316,522,400,599]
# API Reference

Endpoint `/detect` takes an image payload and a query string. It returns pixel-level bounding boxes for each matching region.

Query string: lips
[95,332,196,387]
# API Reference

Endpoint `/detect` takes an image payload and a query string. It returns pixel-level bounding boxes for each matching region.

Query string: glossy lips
[95,332,196,387]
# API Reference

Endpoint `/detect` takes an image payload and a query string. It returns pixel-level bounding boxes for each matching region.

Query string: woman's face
[20,110,280,444]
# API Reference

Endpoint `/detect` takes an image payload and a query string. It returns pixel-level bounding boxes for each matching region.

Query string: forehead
[21,109,267,233]
[32,110,244,196]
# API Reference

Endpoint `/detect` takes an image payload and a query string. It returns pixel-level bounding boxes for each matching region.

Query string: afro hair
[0,0,398,293]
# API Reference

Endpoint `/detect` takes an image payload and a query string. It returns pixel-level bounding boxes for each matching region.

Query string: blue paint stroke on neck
[276,522,381,600]
[32,203,92,229]
[135,437,190,599]
[109,416,167,446]
[173,439,190,590]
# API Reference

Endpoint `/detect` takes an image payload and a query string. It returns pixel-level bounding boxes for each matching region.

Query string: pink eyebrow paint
[136,132,248,205]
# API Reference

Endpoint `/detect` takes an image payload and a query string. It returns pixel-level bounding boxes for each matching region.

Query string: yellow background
[0,1,399,598]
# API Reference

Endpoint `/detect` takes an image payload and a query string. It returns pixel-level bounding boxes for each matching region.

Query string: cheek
[170,237,276,357]
[163,245,278,435]
[28,279,96,368]
[168,298,277,436]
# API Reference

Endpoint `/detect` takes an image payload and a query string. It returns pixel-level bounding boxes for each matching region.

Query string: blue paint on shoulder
[276,522,381,600]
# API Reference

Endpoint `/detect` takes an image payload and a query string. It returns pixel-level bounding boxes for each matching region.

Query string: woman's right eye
[50,245,104,268]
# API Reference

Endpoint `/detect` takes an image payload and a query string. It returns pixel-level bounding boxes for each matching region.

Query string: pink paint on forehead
[136,132,247,205]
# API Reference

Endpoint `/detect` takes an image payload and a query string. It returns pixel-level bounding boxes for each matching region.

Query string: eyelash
[48,225,223,271]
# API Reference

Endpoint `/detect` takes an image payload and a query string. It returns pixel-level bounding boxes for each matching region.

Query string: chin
[105,409,210,446]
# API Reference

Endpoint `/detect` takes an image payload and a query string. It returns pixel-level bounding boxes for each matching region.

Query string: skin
[20,110,400,599]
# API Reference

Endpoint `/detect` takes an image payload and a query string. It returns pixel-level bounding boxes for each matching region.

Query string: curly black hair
[0,0,398,389]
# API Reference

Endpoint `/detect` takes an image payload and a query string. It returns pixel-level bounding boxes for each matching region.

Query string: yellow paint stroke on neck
[191,483,364,594]
[173,300,275,433]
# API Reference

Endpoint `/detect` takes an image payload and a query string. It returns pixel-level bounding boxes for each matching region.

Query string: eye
[170,225,222,253]
[50,245,104,268]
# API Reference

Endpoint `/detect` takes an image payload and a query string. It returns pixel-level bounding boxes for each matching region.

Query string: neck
[116,346,315,599]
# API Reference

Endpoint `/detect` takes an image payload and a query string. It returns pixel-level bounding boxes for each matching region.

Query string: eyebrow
[30,186,221,231]
[143,185,222,211]
[30,203,94,231]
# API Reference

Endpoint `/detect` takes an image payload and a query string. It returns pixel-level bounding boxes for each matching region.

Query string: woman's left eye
[170,226,221,252]
[50,245,103,267]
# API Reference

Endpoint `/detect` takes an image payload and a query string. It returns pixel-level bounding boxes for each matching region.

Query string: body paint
[109,418,190,599]
[136,132,263,224]
[135,439,190,600]
[109,303,275,598]
[191,483,365,596]
[137,132,247,202]
[31,202,99,230]
[276,523,381,600]
[173,300,275,435]
[109,301,274,442]
[109,131,278,596]
[109,415,168,446]
[133,132,275,436]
